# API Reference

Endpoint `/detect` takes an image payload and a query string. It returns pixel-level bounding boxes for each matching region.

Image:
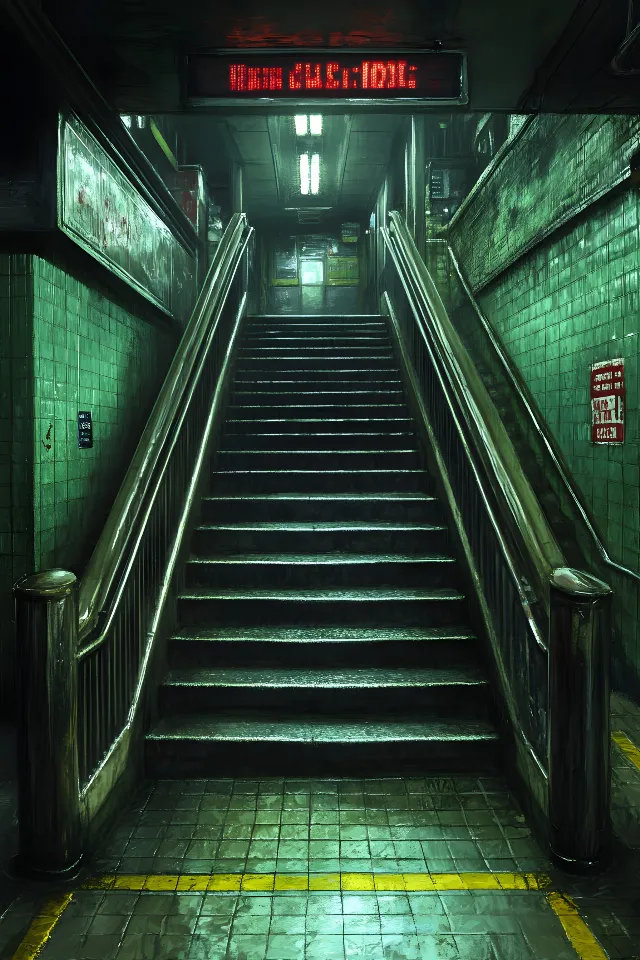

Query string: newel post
[548,567,612,871]
[13,569,83,877]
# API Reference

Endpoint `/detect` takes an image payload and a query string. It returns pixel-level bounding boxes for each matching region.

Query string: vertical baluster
[107,618,114,748]
[93,652,99,772]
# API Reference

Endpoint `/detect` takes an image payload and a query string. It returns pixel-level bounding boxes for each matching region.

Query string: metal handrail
[78,213,250,644]
[382,210,612,869]
[440,240,640,586]
[385,212,563,612]
[13,212,254,876]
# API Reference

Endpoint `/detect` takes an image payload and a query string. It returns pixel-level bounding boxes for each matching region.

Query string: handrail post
[13,570,83,877]
[549,567,612,871]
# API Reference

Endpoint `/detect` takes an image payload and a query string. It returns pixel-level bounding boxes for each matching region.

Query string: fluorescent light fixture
[310,154,320,195]
[309,115,322,135]
[295,115,308,136]
[299,153,310,194]
[121,115,132,128]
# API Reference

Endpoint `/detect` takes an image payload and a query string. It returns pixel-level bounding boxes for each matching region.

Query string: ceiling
[32,0,640,230]
[173,112,406,227]
[40,0,601,114]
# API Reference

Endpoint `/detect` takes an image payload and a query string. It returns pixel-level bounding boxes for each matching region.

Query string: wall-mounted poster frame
[57,113,196,321]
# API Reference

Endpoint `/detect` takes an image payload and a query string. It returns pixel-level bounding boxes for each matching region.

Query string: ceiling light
[309,115,323,135]
[295,115,308,136]
[299,153,310,195]
[310,154,320,195]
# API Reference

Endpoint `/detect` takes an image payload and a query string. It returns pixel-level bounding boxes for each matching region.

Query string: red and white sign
[591,359,625,443]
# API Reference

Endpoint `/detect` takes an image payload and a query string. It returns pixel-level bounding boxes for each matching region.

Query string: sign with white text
[591,359,625,443]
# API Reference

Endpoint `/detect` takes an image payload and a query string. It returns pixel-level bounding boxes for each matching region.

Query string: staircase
[146,313,500,777]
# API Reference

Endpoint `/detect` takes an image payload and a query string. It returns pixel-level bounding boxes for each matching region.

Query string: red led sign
[228,60,418,92]
[187,51,465,102]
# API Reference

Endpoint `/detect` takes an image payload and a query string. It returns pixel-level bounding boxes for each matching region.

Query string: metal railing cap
[14,569,77,599]
[551,567,612,599]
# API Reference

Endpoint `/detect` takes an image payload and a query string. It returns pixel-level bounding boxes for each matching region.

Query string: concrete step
[158,665,491,715]
[224,418,415,435]
[192,520,448,554]
[241,337,392,349]
[230,390,405,406]
[167,624,480,669]
[199,494,443,524]
[234,367,401,381]
[219,431,417,452]
[145,714,500,778]
[239,346,394,358]
[213,450,422,471]
[227,404,411,419]
[245,314,384,326]
[209,469,429,494]
[177,586,467,628]
[243,326,388,337]
[184,553,458,590]
[233,374,402,388]
[236,356,397,371]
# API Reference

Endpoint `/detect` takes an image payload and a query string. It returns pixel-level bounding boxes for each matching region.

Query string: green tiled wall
[451,115,640,291]
[31,256,177,573]
[1,253,177,715]
[0,254,35,714]
[449,116,640,696]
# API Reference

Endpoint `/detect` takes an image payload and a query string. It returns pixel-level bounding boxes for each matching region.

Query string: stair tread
[218,449,419,455]
[148,715,498,742]
[179,587,464,600]
[170,624,475,643]
[226,419,413,424]
[222,431,415,437]
[234,388,404,397]
[234,379,402,385]
[235,368,400,373]
[202,494,437,502]
[197,521,444,530]
[212,469,424,475]
[171,626,475,645]
[164,665,486,687]
[187,553,455,564]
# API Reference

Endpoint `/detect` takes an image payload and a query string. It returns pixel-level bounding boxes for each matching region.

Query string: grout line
[612,730,640,771]
[547,891,609,960]
[10,893,73,960]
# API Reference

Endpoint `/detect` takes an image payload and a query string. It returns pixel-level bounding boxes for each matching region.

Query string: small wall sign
[591,359,625,443]
[340,222,360,243]
[78,411,93,449]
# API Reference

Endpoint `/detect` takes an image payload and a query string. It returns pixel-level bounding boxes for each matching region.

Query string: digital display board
[186,50,466,104]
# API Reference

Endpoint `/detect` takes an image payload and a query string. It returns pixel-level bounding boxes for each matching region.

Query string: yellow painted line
[81,871,552,893]
[547,892,608,960]
[10,893,73,960]
[11,878,608,960]
[612,730,640,771]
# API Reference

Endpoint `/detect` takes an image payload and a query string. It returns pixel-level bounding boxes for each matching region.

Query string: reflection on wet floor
[0,695,639,958]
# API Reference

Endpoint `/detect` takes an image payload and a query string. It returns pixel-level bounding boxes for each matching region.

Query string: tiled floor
[16,886,581,960]
[91,776,546,879]
[1,696,640,959]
